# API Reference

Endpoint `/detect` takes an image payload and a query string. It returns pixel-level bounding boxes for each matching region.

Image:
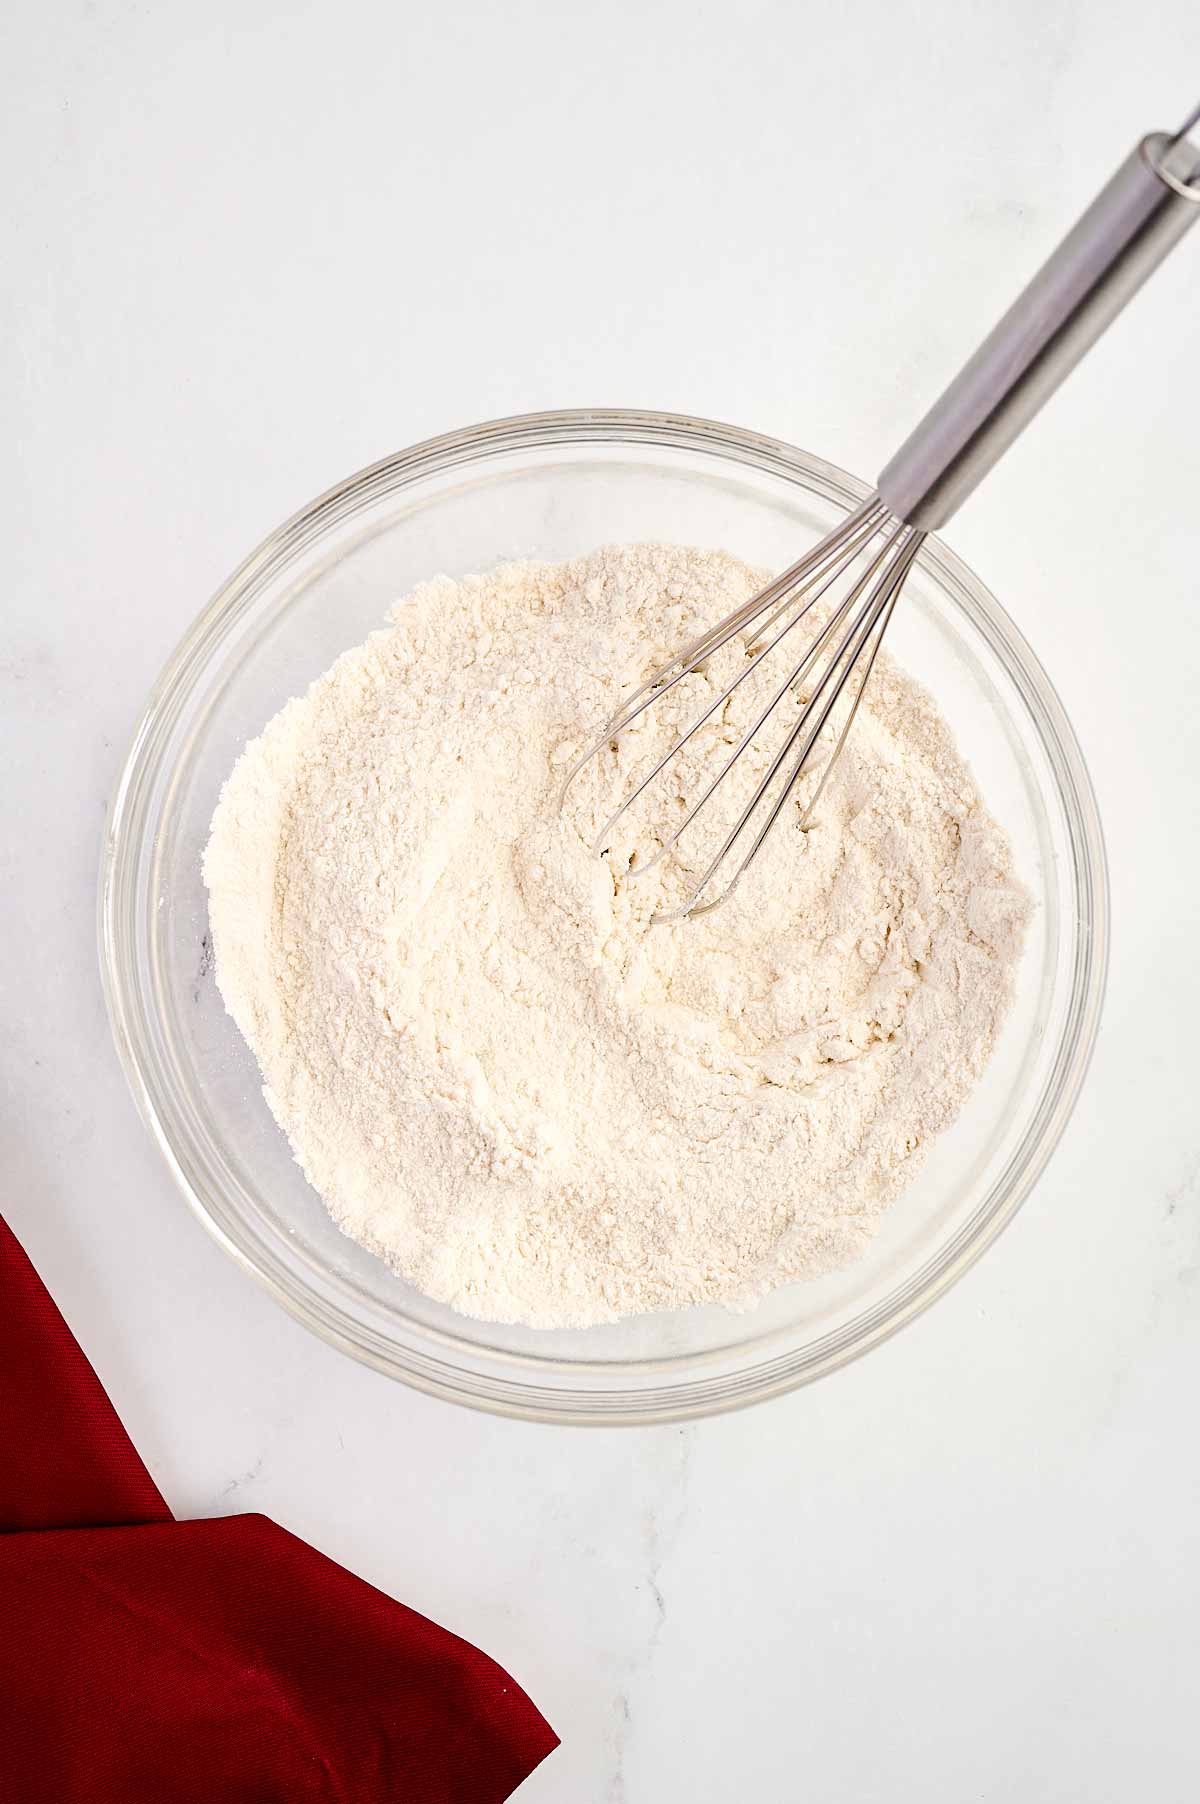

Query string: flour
[203,543,1028,1329]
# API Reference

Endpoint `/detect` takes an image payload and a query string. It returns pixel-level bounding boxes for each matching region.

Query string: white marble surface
[4,3,1200,1797]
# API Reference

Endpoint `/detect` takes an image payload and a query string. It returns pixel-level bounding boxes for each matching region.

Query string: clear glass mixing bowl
[100,410,1107,1423]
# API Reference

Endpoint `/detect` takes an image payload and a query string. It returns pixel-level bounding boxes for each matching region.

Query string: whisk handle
[877,125,1200,531]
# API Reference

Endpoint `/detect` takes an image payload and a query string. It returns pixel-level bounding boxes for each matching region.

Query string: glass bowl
[100,410,1107,1423]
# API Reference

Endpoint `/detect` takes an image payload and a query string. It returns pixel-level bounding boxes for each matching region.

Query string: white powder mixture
[204,543,1028,1329]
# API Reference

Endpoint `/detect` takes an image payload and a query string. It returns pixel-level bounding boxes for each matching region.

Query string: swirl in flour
[203,544,1028,1328]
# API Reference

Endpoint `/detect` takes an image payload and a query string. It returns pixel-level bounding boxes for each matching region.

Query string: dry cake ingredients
[204,543,1028,1329]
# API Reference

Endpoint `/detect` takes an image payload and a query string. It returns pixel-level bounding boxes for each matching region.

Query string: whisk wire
[655,526,922,921]
[795,548,912,833]
[624,518,908,885]
[558,493,930,922]
[558,497,885,809]
[593,504,892,862]
[726,528,923,875]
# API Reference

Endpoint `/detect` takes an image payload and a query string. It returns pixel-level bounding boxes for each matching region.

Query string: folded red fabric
[0,1216,171,1534]
[0,1216,557,1803]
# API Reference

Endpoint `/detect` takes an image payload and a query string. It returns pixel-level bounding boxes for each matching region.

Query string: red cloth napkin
[0,1215,558,1802]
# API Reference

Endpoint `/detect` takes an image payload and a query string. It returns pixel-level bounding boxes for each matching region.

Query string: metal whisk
[563,110,1200,921]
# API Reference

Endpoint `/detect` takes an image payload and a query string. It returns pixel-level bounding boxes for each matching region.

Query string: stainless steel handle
[877,116,1200,531]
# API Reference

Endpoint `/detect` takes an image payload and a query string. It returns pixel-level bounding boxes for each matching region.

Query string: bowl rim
[99,407,1109,1424]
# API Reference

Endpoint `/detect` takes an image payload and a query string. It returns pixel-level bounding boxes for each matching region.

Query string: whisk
[563,110,1200,921]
